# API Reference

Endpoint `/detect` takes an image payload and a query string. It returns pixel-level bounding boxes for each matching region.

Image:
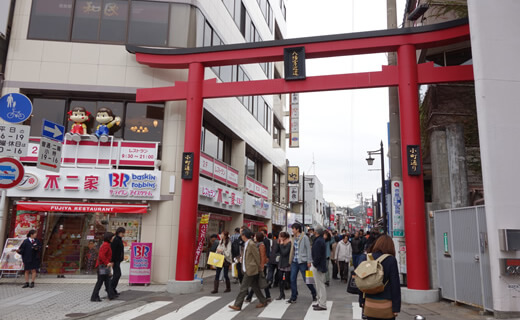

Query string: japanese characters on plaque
[406,145,421,176]
[284,47,306,81]
[0,124,30,157]
[182,152,194,180]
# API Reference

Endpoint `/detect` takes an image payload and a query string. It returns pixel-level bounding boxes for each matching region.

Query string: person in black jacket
[267,232,279,288]
[110,227,125,296]
[276,231,291,300]
[17,229,41,288]
[358,234,401,320]
[311,227,328,311]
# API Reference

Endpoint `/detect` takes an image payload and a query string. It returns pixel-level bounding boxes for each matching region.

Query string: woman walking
[245,232,271,302]
[212,231,232,293]
[276,231,291,300]
[91,232,116,302]
[359,234,401,320]
[17,229,41,288]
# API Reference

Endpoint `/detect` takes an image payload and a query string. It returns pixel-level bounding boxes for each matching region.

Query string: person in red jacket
[91,232,116,302]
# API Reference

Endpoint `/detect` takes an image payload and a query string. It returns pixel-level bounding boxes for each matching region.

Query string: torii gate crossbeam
[127,19,473,291]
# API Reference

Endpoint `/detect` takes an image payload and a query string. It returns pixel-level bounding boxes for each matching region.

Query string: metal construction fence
[434,206,493,311]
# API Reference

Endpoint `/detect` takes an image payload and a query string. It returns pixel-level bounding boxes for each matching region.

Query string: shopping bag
[231,263,238,278]
[207,252,225,268]
[347,274,361,295]
[305,270,315,285]
[97,264,111,275]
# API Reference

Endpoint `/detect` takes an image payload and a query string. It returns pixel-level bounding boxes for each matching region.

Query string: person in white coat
[334,236,352,282]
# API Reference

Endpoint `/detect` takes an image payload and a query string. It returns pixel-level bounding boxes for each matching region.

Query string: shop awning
[16,201,149,214]
[244,219,267,227]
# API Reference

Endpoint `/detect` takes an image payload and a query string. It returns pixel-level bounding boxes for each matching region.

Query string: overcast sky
[285,0,406,207]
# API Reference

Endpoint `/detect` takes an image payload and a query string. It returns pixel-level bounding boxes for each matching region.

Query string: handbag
[207,252,225,268]
[231,263,238,278]
[258,272,269,289]
[305,270,315,285]
[97,264,110,275]
[363,297,394,319]
[347,274,361,295]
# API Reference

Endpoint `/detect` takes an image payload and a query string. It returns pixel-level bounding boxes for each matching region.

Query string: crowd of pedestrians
[218,224,401,319]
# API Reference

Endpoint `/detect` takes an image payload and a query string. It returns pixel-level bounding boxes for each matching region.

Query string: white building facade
[1,0,288,283]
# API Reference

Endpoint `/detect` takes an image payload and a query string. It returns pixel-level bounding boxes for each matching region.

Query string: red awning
[16,201,149,214]
[244,219,267,227]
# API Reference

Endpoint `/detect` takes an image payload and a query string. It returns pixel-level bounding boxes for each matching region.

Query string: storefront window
[71,0,102,41]
[99,0,129,43]
[123,103,164,142]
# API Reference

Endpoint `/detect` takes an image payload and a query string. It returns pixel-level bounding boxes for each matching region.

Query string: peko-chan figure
[92,107,121,142]
[66,106,91,142]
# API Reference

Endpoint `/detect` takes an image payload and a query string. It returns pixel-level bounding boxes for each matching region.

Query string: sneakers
[313,305,327,311]
[286,299,297,304]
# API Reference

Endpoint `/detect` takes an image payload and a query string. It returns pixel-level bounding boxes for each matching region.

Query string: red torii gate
[127,19,473,291]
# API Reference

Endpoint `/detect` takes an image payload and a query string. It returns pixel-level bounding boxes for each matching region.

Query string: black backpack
[231,238,241,259]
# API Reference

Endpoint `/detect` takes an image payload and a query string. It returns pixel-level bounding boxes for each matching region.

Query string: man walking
[229,229,268,311]
[351,231,363,268]
[287,223,317,303]
[311,227,328,311]
[111,227,125,296]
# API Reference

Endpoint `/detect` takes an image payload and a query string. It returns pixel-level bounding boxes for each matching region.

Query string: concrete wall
[468,0,520,316]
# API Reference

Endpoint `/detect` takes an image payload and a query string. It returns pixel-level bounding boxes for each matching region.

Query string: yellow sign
[288,166,299,183]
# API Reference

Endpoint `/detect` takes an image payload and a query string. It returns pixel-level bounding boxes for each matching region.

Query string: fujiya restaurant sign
[15,201,148,214]
[6,167,161,200]
[198,177,243,213]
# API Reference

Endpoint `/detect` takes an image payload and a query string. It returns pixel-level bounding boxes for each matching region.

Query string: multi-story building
[0,0,288,283]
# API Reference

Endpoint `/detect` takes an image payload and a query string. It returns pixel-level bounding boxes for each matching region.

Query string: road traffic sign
[0,93,33,123]
[42,119,65,142]
[0,124,30,156]
[0,157,24,189]
[37,137,62,173]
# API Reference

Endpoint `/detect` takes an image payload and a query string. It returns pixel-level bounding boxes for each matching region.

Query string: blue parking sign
[0,93,33,123]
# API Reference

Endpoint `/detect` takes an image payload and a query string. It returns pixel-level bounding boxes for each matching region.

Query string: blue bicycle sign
[0,93,33,123]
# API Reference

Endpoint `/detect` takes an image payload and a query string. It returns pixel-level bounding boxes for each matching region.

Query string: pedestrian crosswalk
[99,296,351,320]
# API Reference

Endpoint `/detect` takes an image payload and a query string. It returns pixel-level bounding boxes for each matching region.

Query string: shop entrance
[127,19,473,289]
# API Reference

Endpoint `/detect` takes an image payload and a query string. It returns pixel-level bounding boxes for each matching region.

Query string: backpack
[231,238,241,259]
[353,253,390,294]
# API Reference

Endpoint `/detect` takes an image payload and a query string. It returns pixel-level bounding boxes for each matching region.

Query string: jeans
[353,254,363,269]
[290,262,317,300]
[215,263,230,281]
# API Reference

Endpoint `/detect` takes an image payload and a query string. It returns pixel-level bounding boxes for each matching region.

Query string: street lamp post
[366,141,387,234]
[302,172,314,231]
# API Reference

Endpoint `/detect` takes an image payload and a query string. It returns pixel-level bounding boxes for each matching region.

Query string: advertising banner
[0,238,24,271]
[129,242,153,284]
[194,214,210,274]
[391,180,405,237]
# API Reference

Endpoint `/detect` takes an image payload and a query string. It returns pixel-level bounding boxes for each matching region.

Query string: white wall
[468,0,520,314]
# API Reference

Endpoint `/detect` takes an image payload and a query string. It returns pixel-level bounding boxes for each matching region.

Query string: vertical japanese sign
[391,181,405,237]
[406,145,421,176]
[287,166,299,184]
[182,152,194,179]
[129,242,153,284]
[289,93,300,148]
[194,214,210,274]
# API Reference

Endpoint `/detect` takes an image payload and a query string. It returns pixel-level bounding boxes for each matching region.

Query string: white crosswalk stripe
[205,298,256,320]
[303,301,333,320]
[257,299,292,319]
[352,301,363,319]
[106,301,173,320]
[156,296,220,320]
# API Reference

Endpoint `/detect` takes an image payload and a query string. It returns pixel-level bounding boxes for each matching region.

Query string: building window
[273,124,281,146]
[28,0,74,41]
[246,154,262,181]
[128,1,169,46]
[201,124,230,163]
[273,171,281,203]
[25,97,164,143]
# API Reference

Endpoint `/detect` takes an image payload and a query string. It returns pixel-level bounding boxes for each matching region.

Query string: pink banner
[194,214,210,274]
[129,243,153,284]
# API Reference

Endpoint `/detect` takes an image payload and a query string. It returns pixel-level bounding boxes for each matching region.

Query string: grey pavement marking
[19,290,63,305]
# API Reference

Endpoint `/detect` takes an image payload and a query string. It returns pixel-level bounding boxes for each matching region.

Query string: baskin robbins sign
[6,167,161,200]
